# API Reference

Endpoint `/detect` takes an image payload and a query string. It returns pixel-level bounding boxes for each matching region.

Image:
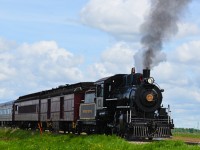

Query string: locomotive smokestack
[143,69,150,78]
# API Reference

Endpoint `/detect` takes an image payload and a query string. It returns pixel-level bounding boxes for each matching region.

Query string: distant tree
[173,128,200,134]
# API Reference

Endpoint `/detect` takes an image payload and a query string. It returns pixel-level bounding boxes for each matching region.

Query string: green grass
[0,128,199,150]
[173,132,200,139]
[173,128,200,138]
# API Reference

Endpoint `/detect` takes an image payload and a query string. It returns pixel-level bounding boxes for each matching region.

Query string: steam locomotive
[0,68,174,140]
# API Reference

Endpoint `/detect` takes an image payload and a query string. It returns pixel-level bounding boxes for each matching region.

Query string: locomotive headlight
[146,93,154,102]
[147,77,154,84]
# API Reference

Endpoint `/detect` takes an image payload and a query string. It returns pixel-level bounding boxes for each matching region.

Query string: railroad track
[128,137,200,146]
[184,141,200,145]
[171,136,200,145]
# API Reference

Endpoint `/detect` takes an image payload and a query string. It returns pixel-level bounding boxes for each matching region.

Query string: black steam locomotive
[78,68,174,139]
[0,68,174,140]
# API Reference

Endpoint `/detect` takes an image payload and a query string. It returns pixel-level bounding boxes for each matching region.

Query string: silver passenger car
[0,101,14,126]
[14,82,94,131]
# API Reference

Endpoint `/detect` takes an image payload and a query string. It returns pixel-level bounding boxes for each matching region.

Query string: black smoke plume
[139,0,191,69]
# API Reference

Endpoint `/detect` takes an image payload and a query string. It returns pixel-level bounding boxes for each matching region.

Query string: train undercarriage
[77,108,174,140]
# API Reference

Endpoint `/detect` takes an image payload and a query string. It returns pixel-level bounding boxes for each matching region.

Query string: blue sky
[0,0,200,129]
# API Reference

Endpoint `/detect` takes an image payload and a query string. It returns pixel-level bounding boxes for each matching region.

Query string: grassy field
[0,128,199,150]
[173,133,200,138]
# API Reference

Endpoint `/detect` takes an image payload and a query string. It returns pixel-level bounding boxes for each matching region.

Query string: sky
[0,0,200,129]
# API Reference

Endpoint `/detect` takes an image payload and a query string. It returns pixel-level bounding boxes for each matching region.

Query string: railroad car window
[47,99,51,119]
[60,97,64,119]
[84,93,95,103]
[8,109,11,114]
[15,105,18,111]
[18,105,37,113]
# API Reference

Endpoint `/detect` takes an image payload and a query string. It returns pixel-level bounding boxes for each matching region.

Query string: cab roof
[95,74,126,84]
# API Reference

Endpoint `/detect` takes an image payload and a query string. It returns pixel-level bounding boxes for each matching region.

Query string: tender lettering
[82,110,92,113]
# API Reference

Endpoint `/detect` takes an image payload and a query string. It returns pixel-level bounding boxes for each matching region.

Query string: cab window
[84,92,95,103]
[97,84,104,97]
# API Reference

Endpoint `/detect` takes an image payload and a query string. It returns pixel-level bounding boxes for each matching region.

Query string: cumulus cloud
[176,22,200,38]
[87,42,137,79]
[172,40,200,64]
[0,39,84,101]
[0,38,16,51]
[16,41,84,81]
[80,0,150,40]
[80,0,199,42]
